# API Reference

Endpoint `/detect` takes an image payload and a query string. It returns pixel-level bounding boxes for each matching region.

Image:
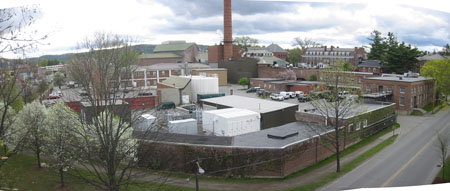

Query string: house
[139,41,199,65]
[266,43,288,61]
[357,60,382,73]
[417,53,448,72]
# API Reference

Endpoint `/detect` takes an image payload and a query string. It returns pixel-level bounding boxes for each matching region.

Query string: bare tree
[67,33,163,191]
[436,131,450,181]
[279,69,296,80]
[293,37,321,49]
[307,61,359,172]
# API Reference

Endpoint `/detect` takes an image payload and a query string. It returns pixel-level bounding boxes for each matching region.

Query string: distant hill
[27,44,209,63]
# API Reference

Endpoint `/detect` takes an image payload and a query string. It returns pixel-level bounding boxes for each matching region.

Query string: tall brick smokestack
[223,0,233,61]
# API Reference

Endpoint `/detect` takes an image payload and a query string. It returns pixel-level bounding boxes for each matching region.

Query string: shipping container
[168,118,198,135]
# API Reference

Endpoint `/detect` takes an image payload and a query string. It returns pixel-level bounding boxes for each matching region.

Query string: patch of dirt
[432,177,449,184]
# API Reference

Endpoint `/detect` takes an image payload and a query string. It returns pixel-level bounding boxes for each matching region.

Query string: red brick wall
[65,101,81,113]
[124,96,157,110]
[140,58,184,66]
[258,67,321,81]
[357,67,381,73]
[273,52,288,61]
[208,45,223,63]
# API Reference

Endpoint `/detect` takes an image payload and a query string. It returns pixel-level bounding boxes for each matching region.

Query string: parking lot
[219,84,308,107]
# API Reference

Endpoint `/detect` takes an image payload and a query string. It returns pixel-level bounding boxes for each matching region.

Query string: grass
[411,110,424,116]
[436,155,450,182]
[0,153,194,191]
[287,134,398,191]
[164,125,398,184]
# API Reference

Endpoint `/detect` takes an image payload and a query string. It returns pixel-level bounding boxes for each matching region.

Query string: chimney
[223,0,233,61]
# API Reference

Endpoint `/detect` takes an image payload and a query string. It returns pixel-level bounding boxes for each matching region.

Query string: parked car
[270,94,284,101]
[279,91,290,99]
[287,91,296,98]
[246,87,260,93]
[298,96,311,103]
[256,89,265,96]
[295,91,305,97]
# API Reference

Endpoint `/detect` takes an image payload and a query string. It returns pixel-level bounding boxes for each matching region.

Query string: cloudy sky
[2,0,450,58]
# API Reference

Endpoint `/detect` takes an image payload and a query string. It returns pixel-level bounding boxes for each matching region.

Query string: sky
[2,0,450,58]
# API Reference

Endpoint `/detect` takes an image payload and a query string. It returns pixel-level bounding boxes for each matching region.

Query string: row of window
[362,67,377,73]
[305,51,352,56]
[348,119,368,132]
[134,70,182,78]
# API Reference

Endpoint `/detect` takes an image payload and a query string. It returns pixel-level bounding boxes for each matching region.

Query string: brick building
[139,41,199,65]
[357,60,382,73]
[119,63,210,89]
[361,75,434,114]
[301,46,366,67]
[416,53,448,72]
[266,43,288,61]
[191,68,228,86]
[208,0,242,63]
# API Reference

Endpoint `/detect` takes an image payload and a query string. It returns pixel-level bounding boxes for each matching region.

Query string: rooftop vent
[267,132,299,140]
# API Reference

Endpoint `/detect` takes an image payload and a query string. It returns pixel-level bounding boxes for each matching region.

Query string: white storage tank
[181,76,219,102]
[202,108,260,136]
[134,114,157,131]
[168,118,197,135]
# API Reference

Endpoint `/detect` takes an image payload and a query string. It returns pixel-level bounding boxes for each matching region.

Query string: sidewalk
[134,131,398,191]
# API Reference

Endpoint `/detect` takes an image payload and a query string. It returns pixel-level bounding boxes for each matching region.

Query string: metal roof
[139,53,183,59]
[266,44,287,53]
[201,95,297,114]
[418,53,446,61]
[137,63,210,71]
[358,60,381,67]
[153,43,196,52]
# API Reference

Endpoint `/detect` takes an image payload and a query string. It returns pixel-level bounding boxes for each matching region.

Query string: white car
[287,91,296,98]
[279,91,290,99]
[295,91,305,97]
[270,94,284,101]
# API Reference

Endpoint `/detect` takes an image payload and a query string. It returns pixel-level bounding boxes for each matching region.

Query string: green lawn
[436,155,450,182]
[287,134,398,191]
[0,153,194,191]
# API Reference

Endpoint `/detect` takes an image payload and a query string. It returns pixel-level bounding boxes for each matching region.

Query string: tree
[234,36,258,51]
[309,74,317,81]
[0,6,47,55]
[443,44,450,56]
[15,101,47,168]
[308,61,359,172]
[342,62,354,71]
[67,33,145,191]
[367,30,388,63]
[238,77,250,89]
[39,58,48,67]
[288,47,302,65]
[48,59,60,66]
[420,59,450,111]
[43,101,80,188]
[53,72,65,89]
[279,69,296,80]
[293,37,321,49]
[436,132,450,181]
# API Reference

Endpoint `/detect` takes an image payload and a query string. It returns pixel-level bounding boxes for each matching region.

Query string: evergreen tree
[367,30,388,62]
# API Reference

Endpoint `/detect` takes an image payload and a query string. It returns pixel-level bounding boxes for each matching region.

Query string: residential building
[301,46,367,67]
[139,41,199,65]
[416,53,448,72]
[266,43,288,60]
[357,60,382,73]
[361,74,434,114]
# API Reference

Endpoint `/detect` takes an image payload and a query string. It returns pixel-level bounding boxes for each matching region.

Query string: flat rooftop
[233,121,329,148]
[297,101,395,120]
[365,76,432,83]
[201,95,297,114]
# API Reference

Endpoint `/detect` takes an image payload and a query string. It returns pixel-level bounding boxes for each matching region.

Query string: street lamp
[195,160,205,191]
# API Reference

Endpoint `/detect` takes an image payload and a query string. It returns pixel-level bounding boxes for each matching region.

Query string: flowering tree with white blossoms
[15,101,47,168]
[43,101,80,188]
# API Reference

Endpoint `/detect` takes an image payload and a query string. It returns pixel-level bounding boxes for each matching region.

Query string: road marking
[381,122,449,187]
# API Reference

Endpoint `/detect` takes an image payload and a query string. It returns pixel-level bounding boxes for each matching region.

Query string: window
[348,124,353,132]
[363,120,368,128]
[387,86,393,92]
[400,87,406,94]
[399,97,405,106]
[373,68,376,73]
[269,84,272,89]
[136,72,142,77]
[161,71,166,75]
[365,84,371,93]
[356,122,361,130]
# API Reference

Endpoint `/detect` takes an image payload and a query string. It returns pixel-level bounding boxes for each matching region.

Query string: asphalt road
[321,107,450,191]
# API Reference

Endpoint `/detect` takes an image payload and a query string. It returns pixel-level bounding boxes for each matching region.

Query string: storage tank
[202,108,260,136]
[181,76,219,102]
[168,118,197,135]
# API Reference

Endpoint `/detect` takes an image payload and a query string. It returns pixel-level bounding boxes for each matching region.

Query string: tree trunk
[335,127,340,173]
[36,151,41,168]
[59,167,65,187]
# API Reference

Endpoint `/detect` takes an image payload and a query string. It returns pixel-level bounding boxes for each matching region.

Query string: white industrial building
[168,118,197,135]
[202,108,260,136]
[179,75,219,102]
